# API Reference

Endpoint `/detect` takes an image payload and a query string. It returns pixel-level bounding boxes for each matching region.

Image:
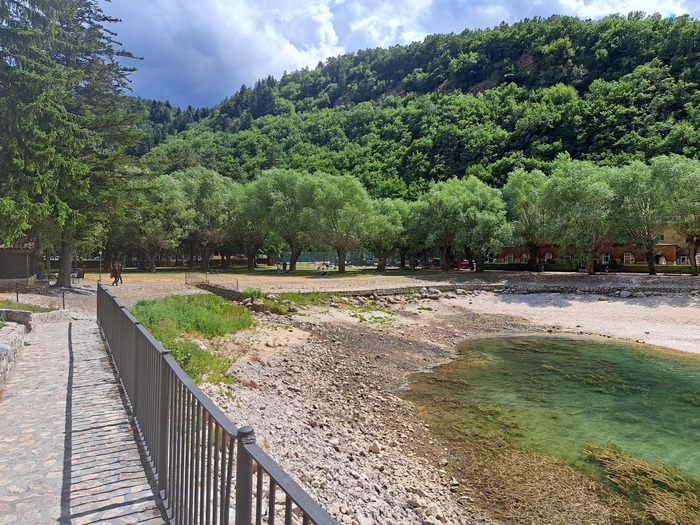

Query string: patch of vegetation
[130,293,253,384]
[240,288,265,300]
[585,443,700,524]
[278,292,333,306]
[0,299,55,313]
[0,299,56,314]
[0,320,5,329]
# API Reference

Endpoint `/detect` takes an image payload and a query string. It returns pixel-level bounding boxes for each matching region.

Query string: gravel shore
[3,270,700,524]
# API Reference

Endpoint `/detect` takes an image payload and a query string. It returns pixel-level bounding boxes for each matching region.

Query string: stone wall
[0,309,71,388]
[197,283,244,302]
[0,323,26,387]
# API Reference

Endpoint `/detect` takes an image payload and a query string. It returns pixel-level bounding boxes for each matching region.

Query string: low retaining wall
[0,309,70,332]
[196,282,244,302]
[337,282,700,298]
[200,280,699,303]
[0,309,71,388]
[0,323,26,387]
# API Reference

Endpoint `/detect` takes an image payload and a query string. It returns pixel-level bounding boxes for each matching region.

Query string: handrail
[96,284,337,525]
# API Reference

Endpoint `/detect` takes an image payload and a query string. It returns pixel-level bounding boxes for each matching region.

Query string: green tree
[457,176,512,272]
[1,0,66,241]
[0,0,139,287]
[314,174,372,273]
[502,169,550,270]
[544,157,614,274]
[228,180,275,271]
[413,179,469,271]
[253,169,321,271]
[608,160,672,275]
[651,155,700,276]
[365,198,406,271]
[120,174,195,272]
[174,168,235,272]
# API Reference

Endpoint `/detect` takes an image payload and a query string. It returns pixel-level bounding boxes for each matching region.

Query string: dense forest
[2,7,700,287]
[140,13,700,196]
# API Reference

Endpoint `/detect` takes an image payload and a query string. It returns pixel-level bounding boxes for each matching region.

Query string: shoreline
[204,287,700,524]
[3,273,700,523]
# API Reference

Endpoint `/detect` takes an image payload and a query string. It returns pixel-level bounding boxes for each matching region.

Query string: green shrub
[240,288,264,300]
[130,293,253,384]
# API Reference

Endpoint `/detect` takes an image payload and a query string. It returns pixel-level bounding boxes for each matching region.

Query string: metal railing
[96,284,337,525]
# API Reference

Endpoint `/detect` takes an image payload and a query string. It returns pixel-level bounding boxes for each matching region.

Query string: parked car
[449,259,471,269]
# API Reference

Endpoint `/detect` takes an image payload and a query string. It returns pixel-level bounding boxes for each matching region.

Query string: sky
[101,0,700,109]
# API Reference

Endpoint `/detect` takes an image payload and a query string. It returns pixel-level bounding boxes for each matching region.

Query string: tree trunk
[690,242,699,277]
[439,245,450,272]
[336,248,347,273]
[289,248,303,271]
[527,244,541,271]
[474,254,485,272]
[143,250,157,273]
[201,243,211,272]
[55,237,74,288]
[587,254,596,275]
[244,244,256,271]
[376,257,387,272]
[399,251,407,270]
[645,248,657,276]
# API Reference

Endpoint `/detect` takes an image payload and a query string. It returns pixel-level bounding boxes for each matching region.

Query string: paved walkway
[0,318,167,524]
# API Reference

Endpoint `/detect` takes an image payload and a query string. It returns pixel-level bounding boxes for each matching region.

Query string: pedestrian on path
[110,263,119,286]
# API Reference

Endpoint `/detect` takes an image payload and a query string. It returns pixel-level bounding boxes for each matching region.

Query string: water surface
[405,336,700,476]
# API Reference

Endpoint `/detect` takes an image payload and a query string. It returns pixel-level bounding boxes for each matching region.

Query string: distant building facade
[496,229,698,267]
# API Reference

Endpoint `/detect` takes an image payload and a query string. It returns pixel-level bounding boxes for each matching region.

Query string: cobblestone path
[0,319,167,524]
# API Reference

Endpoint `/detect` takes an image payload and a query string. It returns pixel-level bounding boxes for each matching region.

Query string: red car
[449,260,472,269]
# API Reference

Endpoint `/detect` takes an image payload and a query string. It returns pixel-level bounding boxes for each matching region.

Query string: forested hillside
[141,13,700,196]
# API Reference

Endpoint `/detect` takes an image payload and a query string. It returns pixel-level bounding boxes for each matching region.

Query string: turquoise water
[407,336,700,477]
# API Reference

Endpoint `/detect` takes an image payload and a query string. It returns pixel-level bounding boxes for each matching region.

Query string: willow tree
[174,167,236,272]
[502,168,549,271]
[651,155,700,276]
[608,160,673,275]
[314,173,372,273]
[365,198,407,271]
[458,176,512,272]
[411,178,470,272]
[544,156,614,274]
[253,169,322,271]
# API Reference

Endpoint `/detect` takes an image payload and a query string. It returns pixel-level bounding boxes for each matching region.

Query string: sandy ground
[7,270,697,355]
[463,291,700,354]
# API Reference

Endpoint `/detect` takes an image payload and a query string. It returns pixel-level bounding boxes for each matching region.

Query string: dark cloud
[102,0,699,108]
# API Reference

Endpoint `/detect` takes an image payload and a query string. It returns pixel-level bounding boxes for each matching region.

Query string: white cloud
[348,0,435,46]
[102,0,700,107]
[555,0,691,18]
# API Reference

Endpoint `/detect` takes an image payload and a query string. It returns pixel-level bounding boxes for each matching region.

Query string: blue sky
[101,0,700,108]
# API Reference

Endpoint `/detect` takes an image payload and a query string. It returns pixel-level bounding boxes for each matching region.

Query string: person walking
[110,264,119,286]
[117,261,124,284]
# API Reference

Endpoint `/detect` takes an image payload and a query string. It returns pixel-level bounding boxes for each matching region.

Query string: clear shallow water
[406,336,700,477]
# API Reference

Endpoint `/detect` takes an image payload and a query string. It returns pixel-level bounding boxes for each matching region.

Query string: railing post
[235,426,255,525]
[157,352,170,499]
